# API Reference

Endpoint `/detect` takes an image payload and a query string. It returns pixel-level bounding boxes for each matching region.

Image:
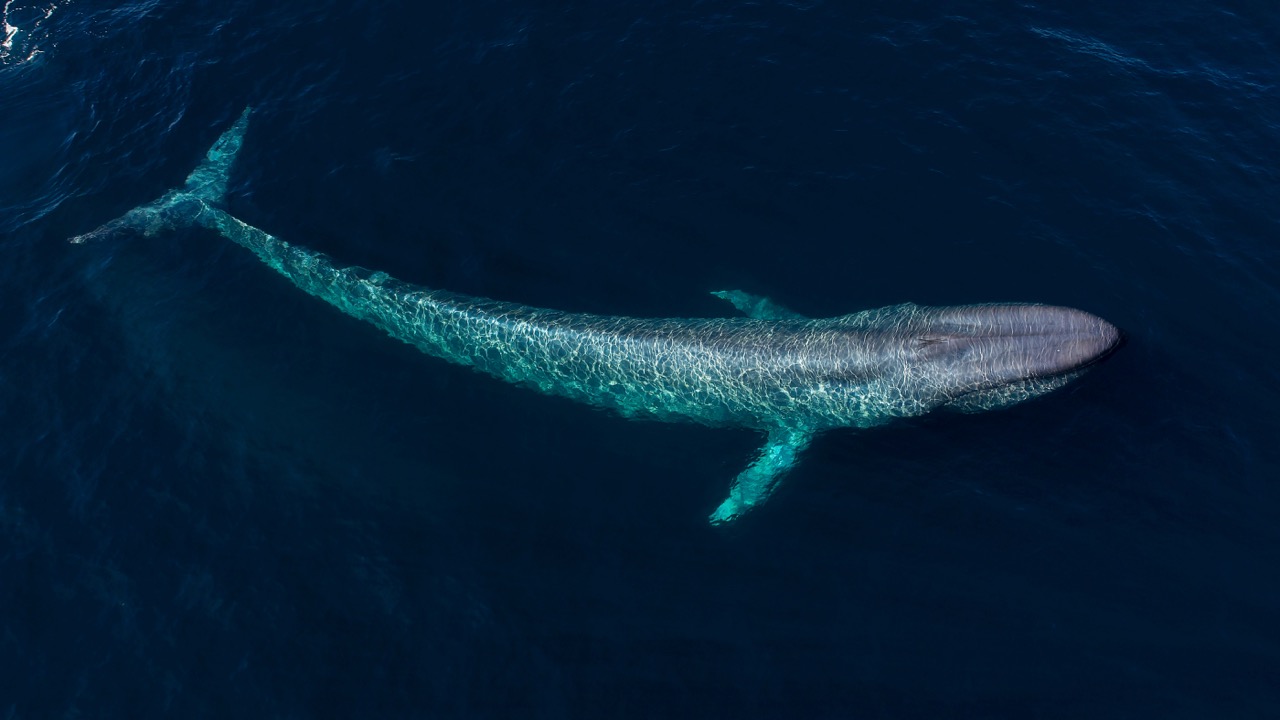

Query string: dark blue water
[3,1,1278,717]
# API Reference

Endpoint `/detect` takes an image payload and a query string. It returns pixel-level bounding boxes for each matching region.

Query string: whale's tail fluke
[180,106,252,206]
[71,107,252,244]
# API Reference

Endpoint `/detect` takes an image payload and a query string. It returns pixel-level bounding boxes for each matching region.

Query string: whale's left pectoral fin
[710,429,814,525]
[711,290,806,320]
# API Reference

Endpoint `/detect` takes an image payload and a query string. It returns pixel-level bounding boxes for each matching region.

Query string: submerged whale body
[74,109,1123,524]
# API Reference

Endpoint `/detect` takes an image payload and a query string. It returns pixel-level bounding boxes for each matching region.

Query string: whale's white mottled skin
[73,109,1121,524]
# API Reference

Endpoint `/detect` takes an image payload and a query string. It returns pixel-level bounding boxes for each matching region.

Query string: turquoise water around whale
[2,1,1279,717]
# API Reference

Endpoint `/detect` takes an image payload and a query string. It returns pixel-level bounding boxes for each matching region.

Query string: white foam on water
[2,0,19,53]
[1,0,68,64]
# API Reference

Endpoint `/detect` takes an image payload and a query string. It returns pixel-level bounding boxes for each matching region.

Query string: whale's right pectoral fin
[710,428,814,525]
[711,289,806,320]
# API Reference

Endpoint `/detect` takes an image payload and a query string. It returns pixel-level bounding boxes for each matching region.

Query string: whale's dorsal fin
[710,428,814,524]
[711,289,806,320]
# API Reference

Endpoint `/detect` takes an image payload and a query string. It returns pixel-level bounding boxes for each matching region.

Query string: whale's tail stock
[71,107,253,244]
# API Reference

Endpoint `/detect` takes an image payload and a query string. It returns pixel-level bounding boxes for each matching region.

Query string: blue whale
[74,109,1122,524]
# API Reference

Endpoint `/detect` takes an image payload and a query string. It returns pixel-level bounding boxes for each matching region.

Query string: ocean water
[2,0,1278,717]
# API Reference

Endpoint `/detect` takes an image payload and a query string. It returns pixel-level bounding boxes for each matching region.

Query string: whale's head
[897,303,1122,414]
